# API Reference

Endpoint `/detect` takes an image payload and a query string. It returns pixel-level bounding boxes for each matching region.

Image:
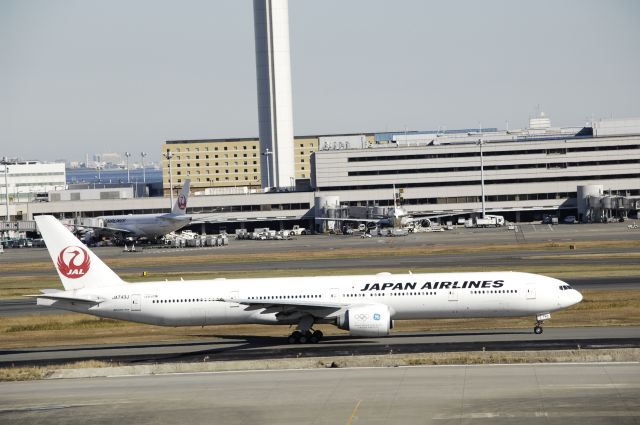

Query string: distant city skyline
[2,0,639,162]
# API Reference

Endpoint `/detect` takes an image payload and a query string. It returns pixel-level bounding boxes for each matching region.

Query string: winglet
[171,178,190,215]
[35,215,125,291]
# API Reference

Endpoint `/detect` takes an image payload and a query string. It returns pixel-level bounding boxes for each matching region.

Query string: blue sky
[2,0,639,162]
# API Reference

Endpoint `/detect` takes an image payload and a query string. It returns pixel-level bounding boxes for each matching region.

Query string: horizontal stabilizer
[26,292,105,304]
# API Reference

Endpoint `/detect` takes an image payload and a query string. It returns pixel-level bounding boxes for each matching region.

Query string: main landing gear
[533,312,551,334]
[287,315,323,344]
[288,329,323,344]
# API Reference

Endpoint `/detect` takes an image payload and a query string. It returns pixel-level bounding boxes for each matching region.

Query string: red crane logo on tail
[57,246,91,279]
[177,194,187,210]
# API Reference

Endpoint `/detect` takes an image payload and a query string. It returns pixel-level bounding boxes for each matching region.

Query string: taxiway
[1,363,638,424]
[1,326,638,368]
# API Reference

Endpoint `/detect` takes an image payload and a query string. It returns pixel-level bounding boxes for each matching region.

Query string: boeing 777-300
[31,215,582,343]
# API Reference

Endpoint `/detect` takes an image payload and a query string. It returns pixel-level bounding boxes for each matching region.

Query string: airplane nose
[574,290,583,304]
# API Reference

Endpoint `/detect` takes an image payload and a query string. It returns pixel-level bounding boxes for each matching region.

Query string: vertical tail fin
[171,178,190,215]
[35,215,125,290]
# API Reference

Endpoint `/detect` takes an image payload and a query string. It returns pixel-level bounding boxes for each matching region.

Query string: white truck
[289,225,308,236]
[470,215,505,228]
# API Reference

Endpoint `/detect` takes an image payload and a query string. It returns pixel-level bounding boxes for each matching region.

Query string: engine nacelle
[336,304,392,337]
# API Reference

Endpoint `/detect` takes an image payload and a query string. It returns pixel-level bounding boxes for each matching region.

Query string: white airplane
[31,215,582,343]
[317,199,435,232]
[81,179,192,241]
[318,186,441,230]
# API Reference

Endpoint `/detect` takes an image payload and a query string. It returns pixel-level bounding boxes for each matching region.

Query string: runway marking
[433,410,640,419]
[542,383,640,389]
[0,404,70,413]
[0,402,110,413]
[345,400,361,425]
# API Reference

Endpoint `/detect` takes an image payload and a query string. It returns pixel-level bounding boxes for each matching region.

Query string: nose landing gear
[534,312,551,334]
[534,322,544,334]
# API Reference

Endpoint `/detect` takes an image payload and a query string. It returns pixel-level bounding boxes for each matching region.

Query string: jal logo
[177,194,187,210]
[373,313,381,321]
[57,246,91,279]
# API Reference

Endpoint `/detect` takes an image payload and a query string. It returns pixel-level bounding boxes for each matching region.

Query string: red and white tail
[171,179,191,215]
[35,215,125,291]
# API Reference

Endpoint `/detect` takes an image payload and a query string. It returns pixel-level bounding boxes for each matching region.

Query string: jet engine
[336,304,393,337]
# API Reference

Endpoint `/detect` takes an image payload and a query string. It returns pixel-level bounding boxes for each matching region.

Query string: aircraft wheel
[308,330,323,343]
[288,331,302,344]
[299,331,313,344]
[534,325,543,334]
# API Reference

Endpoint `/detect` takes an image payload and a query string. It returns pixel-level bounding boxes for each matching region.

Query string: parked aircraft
[31,215,582,343]
[78,179,191,241]
[317,188,438,230]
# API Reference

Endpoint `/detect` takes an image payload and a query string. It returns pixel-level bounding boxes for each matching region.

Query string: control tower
[253,0,295,189]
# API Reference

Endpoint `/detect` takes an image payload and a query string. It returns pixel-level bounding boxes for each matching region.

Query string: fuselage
[100,213,192,238]
[39,271,582,327]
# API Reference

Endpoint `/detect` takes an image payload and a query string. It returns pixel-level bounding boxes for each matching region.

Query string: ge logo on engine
[373,313,381,321]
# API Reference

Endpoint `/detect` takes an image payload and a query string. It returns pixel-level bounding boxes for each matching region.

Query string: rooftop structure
[1,160,66,220]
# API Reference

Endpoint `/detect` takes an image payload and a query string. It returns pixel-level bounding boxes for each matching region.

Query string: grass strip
[0,361,114,382]
[1,349,638,382]
[3,239,640,274]
[6,318,129,333]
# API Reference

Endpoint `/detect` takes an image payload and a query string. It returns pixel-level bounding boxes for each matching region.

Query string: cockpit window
[559,285,573,291]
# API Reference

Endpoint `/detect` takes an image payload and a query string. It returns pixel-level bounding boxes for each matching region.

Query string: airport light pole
[3,160,9,221]
[479,138,486,219]
[140,152,147,183]
[125,152,131,183]
[163,150,174,207]
[96,163,102,182]
[262,148,272,190]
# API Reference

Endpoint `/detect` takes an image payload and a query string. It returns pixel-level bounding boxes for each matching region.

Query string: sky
[2,0,639,163]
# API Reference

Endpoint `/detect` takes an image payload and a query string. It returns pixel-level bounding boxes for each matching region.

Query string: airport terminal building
[313,117,640,222]
[11,116,640,232]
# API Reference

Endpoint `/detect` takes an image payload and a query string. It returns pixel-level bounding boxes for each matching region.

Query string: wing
[215,297,348,317]
[74,223,133,234]
[157,215,191,223]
